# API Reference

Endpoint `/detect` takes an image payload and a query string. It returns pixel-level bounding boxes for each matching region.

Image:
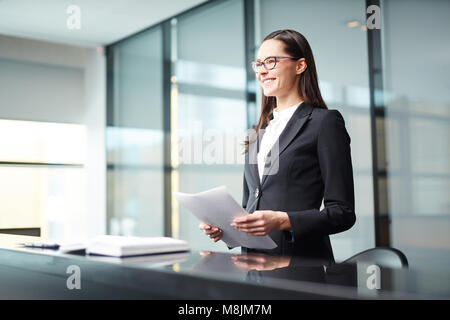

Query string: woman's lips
[262,78,276,86]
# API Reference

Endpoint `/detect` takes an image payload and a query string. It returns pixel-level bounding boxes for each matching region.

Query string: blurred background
[0,0,448,269]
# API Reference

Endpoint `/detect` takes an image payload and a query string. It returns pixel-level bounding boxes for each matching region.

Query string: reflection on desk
[0,242,449,299]
[86,251,190,268]
[191,251,356,292]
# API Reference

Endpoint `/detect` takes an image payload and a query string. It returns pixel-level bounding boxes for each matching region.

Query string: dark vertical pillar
[366,0,390,246]
[162,21,173,237]
[105,45,115,234]
[244,0,256,129]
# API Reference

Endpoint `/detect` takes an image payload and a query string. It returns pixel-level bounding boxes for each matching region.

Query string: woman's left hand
[231,210,290,236]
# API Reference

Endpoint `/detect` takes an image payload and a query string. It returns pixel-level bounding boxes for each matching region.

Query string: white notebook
[75,235,190,257]
[17,236,189,258]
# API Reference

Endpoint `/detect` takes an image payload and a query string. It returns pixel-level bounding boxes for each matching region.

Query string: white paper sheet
[174,186,277,250]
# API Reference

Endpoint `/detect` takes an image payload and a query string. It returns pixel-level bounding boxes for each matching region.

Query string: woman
[200,29,355,262]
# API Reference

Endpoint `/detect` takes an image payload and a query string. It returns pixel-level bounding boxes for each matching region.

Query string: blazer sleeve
[287,110,356,239]
[242,173,249,210]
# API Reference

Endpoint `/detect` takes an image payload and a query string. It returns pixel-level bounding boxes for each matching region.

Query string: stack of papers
[174,186,277,250]
[85,235,190,257]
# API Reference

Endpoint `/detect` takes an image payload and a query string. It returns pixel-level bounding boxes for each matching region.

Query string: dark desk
[0,246,449,299]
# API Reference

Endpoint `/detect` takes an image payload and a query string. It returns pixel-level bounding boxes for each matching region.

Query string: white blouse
[257,101,304,182]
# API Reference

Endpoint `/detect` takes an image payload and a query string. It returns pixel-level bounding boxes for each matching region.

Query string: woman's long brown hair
[244,29,327,153]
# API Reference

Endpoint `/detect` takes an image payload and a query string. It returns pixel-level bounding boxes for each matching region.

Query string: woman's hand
[199,222,223,242]
[231,210,291,236]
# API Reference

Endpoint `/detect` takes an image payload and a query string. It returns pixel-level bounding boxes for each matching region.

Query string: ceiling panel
[0,0,208,47]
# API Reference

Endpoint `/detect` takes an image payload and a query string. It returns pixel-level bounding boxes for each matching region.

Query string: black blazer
[242,102,356,262]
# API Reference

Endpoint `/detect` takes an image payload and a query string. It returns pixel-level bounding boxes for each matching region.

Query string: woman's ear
[296,58,307,75]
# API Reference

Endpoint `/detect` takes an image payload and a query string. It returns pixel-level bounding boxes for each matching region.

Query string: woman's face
[256,39,304,98]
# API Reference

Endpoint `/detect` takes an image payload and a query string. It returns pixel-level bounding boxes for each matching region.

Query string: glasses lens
[265,57,276,70]
[251,61,258,73]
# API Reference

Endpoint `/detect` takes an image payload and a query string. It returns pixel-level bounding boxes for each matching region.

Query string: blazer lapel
[260,102,314,186]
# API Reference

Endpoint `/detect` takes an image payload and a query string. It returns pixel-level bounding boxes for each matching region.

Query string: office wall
[0,35,106,240]
[0,35,85,123]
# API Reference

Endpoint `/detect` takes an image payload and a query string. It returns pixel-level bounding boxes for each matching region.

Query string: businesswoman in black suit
[200,29,355,262]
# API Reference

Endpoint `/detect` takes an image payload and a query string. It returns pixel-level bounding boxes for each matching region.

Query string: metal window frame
[366,0,390,246]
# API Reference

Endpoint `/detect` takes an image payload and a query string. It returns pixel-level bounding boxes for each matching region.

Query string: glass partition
[106,26,165,237]
[173,0,247,252]
[381,0,450,269]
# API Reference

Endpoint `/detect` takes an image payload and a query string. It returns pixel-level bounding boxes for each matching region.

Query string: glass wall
[107,26,165,237]
[381,0,450,269]
[173,0,247,252]
[259,0,375,261]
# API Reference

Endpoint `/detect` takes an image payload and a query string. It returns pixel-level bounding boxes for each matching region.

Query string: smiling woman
[200,29,355,262]
[252,30,327,129]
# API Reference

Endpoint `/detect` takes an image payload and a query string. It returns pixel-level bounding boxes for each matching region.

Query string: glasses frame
[251,56,300,73]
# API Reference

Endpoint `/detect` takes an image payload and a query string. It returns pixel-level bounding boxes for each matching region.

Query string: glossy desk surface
[0,237,449,299]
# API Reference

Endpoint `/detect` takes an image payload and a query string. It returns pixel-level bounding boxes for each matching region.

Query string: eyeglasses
[251,56,300,73]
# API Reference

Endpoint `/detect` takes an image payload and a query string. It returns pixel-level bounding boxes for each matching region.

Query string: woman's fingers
[236,225,266,233]
[232,219,268,235]
[199,222,223,242]
[205,227,220,235]
[232,213,260,224]
[232,214,265,231]
[231,211,278,236]
[208,232,221,239]
[199,224,223,242]
[209,229,222,238]
[234,220,263,229]
[199,223,221,234]
[212,234,222,242]
[235,225,265,233]
[199,222,211,230]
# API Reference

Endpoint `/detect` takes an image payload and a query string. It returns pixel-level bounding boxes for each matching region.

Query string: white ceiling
[0,0,208,47]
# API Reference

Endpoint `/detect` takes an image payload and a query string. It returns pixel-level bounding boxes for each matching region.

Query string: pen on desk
[16,243,60,250]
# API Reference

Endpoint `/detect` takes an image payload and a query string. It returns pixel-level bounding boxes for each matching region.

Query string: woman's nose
[258,69,268,78]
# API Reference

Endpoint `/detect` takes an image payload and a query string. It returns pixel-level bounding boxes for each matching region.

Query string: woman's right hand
[199,222,223,243]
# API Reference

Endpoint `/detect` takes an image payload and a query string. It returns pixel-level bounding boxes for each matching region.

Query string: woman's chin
[263,88,277,97]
